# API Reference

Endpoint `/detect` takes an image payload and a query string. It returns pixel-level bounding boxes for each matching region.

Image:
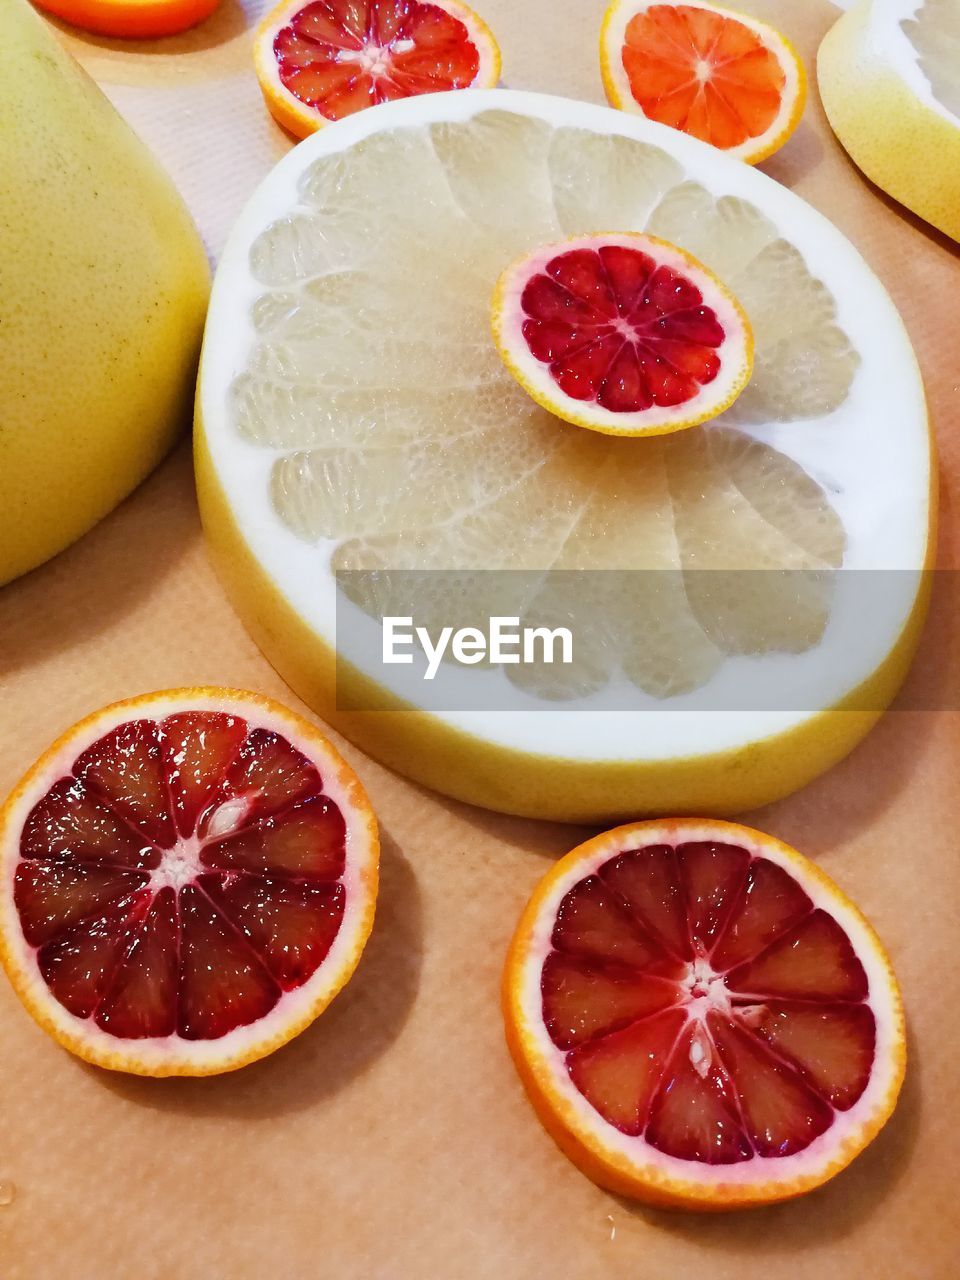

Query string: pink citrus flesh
[491,233,753,436]
[257,0,501,137]
[504,821,904,1208]
[0,690,378,1074]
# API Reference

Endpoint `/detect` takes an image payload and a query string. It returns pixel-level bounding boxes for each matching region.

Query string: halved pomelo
[600,0,807,163]
[254,0,501,139]
[195,90,932,823]
[0,689,378,1076]
[491,232,753,436]
[503,819,904,1209]
[818,0,960,244]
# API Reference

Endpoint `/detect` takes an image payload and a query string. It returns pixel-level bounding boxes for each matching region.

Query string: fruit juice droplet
[0,1180,16,1206]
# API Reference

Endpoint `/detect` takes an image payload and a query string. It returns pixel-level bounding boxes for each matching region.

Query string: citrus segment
[503,819,904,1207]
[255,0,501,138]
[491,233,753,436]
[904,0,960,118]
[600,0,807,163]
[0,689,378,1075]
[818,0,960,243]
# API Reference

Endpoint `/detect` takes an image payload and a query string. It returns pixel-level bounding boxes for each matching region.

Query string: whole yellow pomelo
[0,0,210,586]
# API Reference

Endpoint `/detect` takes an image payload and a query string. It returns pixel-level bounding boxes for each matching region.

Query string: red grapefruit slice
[491,233,753,436]
[254,0,501,139]
[503,819,904,1208]
[600,0,807,164]
[0,689,378,1076]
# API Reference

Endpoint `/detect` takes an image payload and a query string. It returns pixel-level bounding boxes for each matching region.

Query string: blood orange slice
[0,689,378,1076]
[254,0,501,139]
[491,232,752,436]
[503,819,904,1208]
[600,1,807,164]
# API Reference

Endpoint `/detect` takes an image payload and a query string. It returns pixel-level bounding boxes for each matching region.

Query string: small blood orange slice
[600,1,807,164]
[491,233,753,436]
[0,689,378,1076]
[503,819,904,1209]
[254,0,501,139]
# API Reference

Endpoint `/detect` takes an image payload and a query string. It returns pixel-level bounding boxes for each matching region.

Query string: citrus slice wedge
[0,689,378,1076]
[600,0,807,163]
[818,0,960,244]
[503,819,904,1209]
[491,232,753,437]
[195,90,932,823]
[33,0,221,38]
[254,0,501,139]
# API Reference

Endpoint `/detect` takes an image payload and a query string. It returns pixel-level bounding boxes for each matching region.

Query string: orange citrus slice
[600,0,807,164]
[491,232,753,437]
[33,0,222,38]
[503,819,904,1209]
[254,0,501,139]
[0,689,378,1076]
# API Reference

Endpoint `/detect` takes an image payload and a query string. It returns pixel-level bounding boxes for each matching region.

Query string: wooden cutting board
[1,2,958,1275]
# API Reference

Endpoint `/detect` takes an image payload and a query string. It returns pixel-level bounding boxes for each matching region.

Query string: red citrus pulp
[0,690,378,1075]
[503,820,904,1208]
[491,232,752,436]
[255,0,501,138]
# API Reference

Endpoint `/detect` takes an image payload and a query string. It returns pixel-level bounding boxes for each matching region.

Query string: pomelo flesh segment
[902,0,960,120]
[542,838,878,1162]
[13,712,351,1042]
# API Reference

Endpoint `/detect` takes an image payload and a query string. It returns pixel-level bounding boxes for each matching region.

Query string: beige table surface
[1,2,959,1276]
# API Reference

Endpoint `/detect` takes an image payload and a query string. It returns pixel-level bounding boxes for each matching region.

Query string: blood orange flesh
[491,233,752,436]
[1,692,378,1072]
[543,839,875,1161]
[271,0,488,123]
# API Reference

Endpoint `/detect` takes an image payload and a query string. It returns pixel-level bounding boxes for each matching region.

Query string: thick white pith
[494,232,752,434]
[600,0,805,161]
[197,88,930,765]
[512,822,903,1192]
[0,691,378,1073]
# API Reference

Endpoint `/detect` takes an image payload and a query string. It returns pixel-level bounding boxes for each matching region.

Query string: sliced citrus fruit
[491,232,753,437]
[0,689,378,1076]
[33,0,221,38]
[818,0,960,243]
[503,819,904,1209]
[195,91,932,823]
[254,0,501,139]
[600,0,807,164]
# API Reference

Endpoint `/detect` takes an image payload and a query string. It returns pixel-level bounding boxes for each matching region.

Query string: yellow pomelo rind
[818,0,960,244]
[0,0,210,587]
